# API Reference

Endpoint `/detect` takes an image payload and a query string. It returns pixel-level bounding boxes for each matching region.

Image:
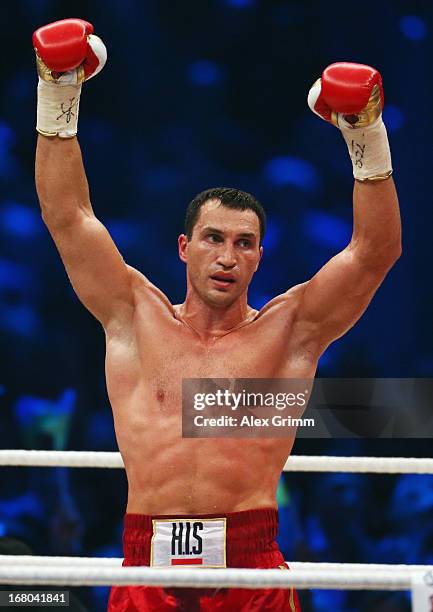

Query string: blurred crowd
[278,440,433,612]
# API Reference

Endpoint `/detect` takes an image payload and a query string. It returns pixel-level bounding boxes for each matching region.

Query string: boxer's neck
[175,292,257,340]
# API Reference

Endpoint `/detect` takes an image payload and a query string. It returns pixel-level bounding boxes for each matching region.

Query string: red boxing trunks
[108,507,301,611]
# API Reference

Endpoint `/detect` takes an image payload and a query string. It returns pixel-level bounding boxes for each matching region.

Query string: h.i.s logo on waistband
[171,521,203,564]
[151,517,226,567]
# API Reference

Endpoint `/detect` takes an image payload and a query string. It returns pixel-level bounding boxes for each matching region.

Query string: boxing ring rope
[1,450,433,474]
[0,564,425,590]
[0,556,431,573]
[0,555,430,575]
[1,452,432,602]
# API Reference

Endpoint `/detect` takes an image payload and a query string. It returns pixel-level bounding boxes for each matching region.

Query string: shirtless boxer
[33,18,401,612]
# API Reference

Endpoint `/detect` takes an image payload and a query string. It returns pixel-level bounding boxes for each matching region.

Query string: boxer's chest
[105,306,315,410]
[138,321,292,380]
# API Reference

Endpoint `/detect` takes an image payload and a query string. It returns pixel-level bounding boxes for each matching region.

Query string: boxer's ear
[178,234,188,263]
[255,246,263,271]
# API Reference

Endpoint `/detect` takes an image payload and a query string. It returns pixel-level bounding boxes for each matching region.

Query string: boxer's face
[179,199,263,308]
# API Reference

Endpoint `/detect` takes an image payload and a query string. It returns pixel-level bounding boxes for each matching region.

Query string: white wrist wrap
[36,78,82,138]
[338,116,392,181]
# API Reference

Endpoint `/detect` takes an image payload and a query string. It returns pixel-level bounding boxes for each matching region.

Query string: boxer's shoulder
[256,282,308,320]
[254,281,324,361]
[127,265,175,316]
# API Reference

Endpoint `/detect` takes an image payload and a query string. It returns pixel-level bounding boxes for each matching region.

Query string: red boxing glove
[34,18,107,138]
[308,62,383,129]
[33,18,106,84]
[33,18,94,73]
[307,62,392,181]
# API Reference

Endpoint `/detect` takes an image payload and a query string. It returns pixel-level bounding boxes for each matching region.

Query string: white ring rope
[1,452,430,590]
[0,556,430,577]
[0,453,431,594]
[0,564,428,590]
[0,450,123,469]
[284,455,433,474]
[0,556,123,567]
[1,450,433,474]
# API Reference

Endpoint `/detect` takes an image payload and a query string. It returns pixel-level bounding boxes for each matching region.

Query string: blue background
[1,1,432,610]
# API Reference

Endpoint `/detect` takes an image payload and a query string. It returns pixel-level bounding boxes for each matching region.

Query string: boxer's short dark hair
[185,187,266,244]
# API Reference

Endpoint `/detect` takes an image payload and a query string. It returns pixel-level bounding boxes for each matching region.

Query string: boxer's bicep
[48,210,135,326]
[295,245,390,350]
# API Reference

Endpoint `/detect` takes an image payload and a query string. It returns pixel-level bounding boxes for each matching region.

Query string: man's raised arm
[34,19,135,329]
[295,63,401,352]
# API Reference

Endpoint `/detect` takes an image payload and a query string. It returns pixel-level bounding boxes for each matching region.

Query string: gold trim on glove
[340,84,383,129]
[357,169,393,182]
[34,50,86,84]
[36,127,58,137]
[330,111,339,128]
[35,128,77,139]
[76,65,85,84]
[35,50,55,83]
